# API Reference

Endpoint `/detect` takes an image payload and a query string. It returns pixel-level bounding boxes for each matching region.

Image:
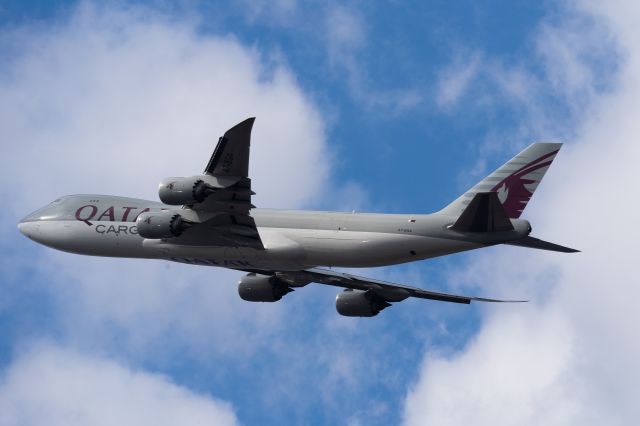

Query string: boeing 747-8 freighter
[19,118,577,316]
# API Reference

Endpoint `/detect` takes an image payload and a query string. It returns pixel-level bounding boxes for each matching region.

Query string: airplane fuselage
[19,194,531,271]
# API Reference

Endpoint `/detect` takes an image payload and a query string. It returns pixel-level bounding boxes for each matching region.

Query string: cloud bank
[0,3,328,214]
[0,344,238,426]
[404,2,640,424]
[0,2,332,420]
[0,1,330,344]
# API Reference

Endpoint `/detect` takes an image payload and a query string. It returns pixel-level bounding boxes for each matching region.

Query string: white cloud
[35,254,289,362]
[224,1,423,113]
[434,6,618,147]
[0,4,418,421]
[0,2,328,215]
[436,51,482,109]
[0,344,238,426]
[0,0,330,381]
[326,4,366,57]
[323,4,423,112]
[403,1,640,425]
[241,0,299,25]
[404,309,580,426]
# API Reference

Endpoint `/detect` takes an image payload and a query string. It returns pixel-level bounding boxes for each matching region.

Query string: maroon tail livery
[440,142,563,219]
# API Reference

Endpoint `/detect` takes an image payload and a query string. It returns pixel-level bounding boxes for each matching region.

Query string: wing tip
[225,117,256,134]
[472,297,529,303]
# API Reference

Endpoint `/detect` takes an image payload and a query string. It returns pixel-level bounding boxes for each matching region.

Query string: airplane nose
[17,220,39,239]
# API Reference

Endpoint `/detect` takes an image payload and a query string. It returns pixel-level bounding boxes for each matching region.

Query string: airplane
[18,118,578,317]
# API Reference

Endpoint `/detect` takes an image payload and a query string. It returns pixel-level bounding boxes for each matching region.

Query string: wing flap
[168,213,264,248]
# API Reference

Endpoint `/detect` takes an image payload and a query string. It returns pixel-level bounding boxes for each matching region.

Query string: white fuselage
[18,195,529,271]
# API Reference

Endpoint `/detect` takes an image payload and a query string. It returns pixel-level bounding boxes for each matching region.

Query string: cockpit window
[20,197,75,223]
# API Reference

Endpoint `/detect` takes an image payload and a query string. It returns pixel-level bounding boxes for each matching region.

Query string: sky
[0,0,638,425]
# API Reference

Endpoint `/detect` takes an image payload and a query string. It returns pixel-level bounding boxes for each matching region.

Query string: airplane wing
[274,267,526,304]
[170,118,264,248]
[194,117,256,214]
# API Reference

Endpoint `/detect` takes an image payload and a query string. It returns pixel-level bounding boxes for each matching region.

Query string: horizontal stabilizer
[505,236,579,253]
[450,192,514,232]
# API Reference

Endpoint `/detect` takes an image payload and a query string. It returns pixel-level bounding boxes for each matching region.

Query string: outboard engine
[335,289,391,317]
[238,273,293,302]
[136,210,193,239]
[158,176,220,205]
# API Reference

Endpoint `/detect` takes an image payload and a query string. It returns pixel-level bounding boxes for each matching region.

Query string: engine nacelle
[335,289,391,317]
[136,210,193,239]
[158,176,219,205]
[238,273,293,302]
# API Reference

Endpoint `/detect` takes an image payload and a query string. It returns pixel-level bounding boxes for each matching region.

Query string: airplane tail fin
[440,142,562,219]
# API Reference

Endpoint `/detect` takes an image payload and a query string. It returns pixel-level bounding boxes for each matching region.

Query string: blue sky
[1,1,638,425]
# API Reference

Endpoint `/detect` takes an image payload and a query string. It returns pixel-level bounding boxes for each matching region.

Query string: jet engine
[335,289,391,317]
[136,210,193,239]
[238,273,293,302]
[158,176,219,205]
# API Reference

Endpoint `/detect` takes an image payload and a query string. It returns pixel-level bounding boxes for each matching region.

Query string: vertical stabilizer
[440,143,562,219]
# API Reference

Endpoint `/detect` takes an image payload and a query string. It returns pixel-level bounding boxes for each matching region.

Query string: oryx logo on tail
[490,149,559,218]
[440,142,563,220]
